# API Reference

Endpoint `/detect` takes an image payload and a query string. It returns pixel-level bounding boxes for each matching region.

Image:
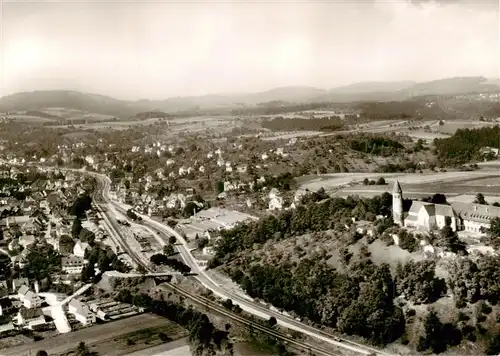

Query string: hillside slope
[1,77,499,118]
[0,90,149,119]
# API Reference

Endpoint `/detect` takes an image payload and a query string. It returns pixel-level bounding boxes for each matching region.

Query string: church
[392,180,500,233]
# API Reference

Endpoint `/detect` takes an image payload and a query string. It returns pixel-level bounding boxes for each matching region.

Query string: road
[87,170,391,356]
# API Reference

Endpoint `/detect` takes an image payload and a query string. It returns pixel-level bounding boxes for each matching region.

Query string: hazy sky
[1,0,499,100]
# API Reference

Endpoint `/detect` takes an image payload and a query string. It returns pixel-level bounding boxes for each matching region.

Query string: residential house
[19,234,36,249]
[6,216,31,229]
[18,286,43,309]
[16,308,46,329]
[268,188,283,211]
[68,299,96,325]
[12,278,28,293]
[62,256,85,274]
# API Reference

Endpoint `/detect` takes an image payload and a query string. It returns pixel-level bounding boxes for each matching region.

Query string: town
[1,0,500,355]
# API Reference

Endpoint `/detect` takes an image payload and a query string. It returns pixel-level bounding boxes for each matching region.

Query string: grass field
[435,120,497,135]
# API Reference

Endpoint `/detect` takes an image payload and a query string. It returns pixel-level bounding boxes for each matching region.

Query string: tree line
[434,126,500,166]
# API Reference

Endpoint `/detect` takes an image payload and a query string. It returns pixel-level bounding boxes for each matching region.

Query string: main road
[85,170,392,356]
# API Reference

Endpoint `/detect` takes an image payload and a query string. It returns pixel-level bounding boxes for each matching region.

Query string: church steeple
[393,179,402,194]
[392,179,403,226]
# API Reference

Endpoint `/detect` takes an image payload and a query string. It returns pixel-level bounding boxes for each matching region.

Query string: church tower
[392,179,403,226]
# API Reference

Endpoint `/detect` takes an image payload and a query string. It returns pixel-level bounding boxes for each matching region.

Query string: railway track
[90,180,341,356]
[165,283,341,356]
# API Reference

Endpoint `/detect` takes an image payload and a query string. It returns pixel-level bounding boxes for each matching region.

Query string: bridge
[103,270,185,278]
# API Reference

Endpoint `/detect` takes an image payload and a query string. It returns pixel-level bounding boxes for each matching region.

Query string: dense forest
[231,255,405,346]
[434,126,500,165]
[209,192,500,352]
[209,193,393,264]
[344,135,405,156]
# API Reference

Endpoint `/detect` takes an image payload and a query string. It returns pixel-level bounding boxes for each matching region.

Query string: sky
[0,0,499,100]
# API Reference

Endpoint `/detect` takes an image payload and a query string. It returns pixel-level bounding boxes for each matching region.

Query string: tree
[486,332,500,355]
[474,193,487,205]
[72,218,82,239]
[197,237,209,250]
[376,177,386,185]
[137,265,147,275]
[395,260,446,304]
[215,181,224,194]
[163,244,175,256]
[439,226,466,254]
[268,316,277,327]
[70,194,92,218]
[431,193,448,205]
[75,341,98,356]
[36,351,48,356]
[79,228,95,244]
[59,235,75,255]
[168,236,177,245]
[22,242,61,281]
[81,264,95,282]
[418,309,445,353]
[0,254,11,280]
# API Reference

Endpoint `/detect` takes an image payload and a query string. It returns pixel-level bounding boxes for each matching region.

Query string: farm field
[1,314,186,356]
[48,117,164,130]
[125,340,189,356]
[299,170,500,193]
[435,120,498,135]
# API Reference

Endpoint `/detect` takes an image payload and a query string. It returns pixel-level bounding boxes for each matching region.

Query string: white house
[18,286,43,309]
[268,188,283,211]
[73,241,90,258]
[68,299,96,325]
[16,308,46,329]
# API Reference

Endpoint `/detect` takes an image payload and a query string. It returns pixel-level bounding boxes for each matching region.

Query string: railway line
[163,283,342,356]
[89,174,344,356]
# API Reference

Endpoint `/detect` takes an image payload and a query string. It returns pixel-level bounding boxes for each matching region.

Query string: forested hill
[434,126,500,165]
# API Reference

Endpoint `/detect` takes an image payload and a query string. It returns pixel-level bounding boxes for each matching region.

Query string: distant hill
[0,90,149,119]
[399,76,500,97]
[329,81,416,94]
[1,77,499,119]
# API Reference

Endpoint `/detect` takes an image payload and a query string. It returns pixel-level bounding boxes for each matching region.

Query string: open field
[1,314,185,356]
[48,117,165,130]
[125,340,190,356]
[3,114,56,123]
[435,120,498,134]
[299,170,500,193]
[260,130,322,141]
